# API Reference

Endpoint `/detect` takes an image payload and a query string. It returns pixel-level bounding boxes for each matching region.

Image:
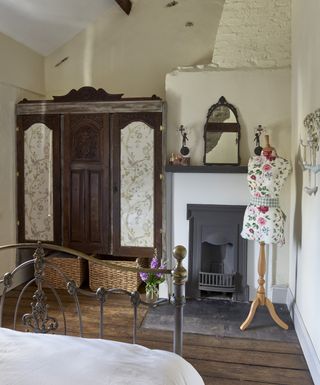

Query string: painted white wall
[289,0,320,382]
[166,68,291,166]
[0,83,18,274]
[0,83,41,275]
[0,32,44,95]
[44,0,224,99]
[165,68,292,290]
[0,33,44,275]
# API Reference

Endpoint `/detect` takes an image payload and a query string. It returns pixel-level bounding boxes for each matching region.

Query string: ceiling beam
[115,0,132,15]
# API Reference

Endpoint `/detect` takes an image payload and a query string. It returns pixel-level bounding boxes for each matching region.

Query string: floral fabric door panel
[111,112,162,258]
[120,122,154,247]
[24,123,54,241]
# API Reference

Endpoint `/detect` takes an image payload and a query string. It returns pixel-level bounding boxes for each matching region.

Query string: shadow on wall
[292,153,303,308]
[235,108,250,165]
[289,153,303,322]
[165,86,182,162]
[293,154,303,250]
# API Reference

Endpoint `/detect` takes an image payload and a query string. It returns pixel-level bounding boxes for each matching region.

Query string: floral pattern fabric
[120,121,154,247]
[241,153,291,245]
[24,123,54,241]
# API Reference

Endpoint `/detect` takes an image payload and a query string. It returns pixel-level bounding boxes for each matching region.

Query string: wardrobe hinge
[16,127,19,132]
[160,173,163,180]
[17,220,20,227]
[160,125,164,132]
[16,171,20,177]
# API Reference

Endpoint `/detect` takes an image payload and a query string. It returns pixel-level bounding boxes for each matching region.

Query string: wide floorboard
[2,287,314,385]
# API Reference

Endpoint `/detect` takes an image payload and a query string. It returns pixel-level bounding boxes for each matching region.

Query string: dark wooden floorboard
[136,339,308,370]
[2,287,314,385]
[190,359,313,385]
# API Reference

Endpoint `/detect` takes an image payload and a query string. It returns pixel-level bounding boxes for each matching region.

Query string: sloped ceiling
[44,0,224,97]
[0,0,115,55]
[0,0,224,59]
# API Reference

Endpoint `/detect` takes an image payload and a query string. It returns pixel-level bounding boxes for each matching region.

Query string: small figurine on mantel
[168,125,191,166]
[253,124,265,156]
[178,125,191,166]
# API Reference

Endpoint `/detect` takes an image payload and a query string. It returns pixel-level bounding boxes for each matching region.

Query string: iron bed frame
[0,242,187,356]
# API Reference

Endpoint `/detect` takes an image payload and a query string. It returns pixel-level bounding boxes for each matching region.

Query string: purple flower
[139,272,148,282]
[150,257,159,269]
[156,264,164,278]
[140,258,166,286]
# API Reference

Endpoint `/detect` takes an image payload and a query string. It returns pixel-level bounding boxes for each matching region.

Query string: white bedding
[0,327,204,385]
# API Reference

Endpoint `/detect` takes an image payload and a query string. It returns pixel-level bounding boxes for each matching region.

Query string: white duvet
[0,327,204,385]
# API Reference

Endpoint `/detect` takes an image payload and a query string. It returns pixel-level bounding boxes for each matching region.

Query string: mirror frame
[203,96,240,166]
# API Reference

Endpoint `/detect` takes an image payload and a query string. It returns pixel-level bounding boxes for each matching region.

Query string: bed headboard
[0,243,187,355]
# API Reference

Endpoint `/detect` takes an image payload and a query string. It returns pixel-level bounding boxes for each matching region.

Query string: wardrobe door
[63,114,110,254]
[111,113,162,258]
[16,115,61,243]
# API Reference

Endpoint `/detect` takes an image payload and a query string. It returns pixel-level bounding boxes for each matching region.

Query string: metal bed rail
[0,242,187,356]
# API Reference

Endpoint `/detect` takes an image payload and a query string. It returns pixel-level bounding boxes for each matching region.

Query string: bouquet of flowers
[140,256,165,301]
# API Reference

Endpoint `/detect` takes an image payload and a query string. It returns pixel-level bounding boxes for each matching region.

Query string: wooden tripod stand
[240,241,288,331]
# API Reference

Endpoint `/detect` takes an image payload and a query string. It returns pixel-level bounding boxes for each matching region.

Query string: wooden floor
[2,286,314,385]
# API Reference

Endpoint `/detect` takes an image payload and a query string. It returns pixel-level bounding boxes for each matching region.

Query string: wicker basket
[89,256,148,292]
[44,254,87,289]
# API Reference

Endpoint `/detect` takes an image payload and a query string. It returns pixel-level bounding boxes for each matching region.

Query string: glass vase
[145,286,159,303]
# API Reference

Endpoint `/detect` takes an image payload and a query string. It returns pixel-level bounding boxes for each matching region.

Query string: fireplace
[186,204,249,302]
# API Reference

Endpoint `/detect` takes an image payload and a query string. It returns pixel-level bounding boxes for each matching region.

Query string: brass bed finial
[172,245,187,356]
[172,245,187,286]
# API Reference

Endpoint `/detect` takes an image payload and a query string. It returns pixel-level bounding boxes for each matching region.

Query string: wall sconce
[300,109,320,195]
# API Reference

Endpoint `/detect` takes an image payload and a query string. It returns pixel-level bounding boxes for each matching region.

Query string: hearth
[186,204,248,302]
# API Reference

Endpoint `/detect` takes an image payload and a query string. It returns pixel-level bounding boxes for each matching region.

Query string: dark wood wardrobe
[16,87,164,258]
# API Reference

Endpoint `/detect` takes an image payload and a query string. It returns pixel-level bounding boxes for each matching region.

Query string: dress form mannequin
[240,135,291,330]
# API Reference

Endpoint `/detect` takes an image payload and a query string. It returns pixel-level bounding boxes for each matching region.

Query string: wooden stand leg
[240,298,259,331]
[265,298,289,330]
[240,242,288,331]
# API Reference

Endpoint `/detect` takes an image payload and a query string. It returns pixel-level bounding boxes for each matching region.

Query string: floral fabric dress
[241,153,291,245]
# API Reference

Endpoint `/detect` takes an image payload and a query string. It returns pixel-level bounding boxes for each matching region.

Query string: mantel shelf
[165,165,248,174]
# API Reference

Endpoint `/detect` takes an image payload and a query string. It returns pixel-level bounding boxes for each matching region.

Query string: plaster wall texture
[0,32,44,95]
[165,68,291,289]
[290,0,320,373]
[212,0,291,68]
[44,0,224,99]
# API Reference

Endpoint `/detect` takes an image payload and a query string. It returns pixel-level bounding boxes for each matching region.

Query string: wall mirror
[203,96,240,165]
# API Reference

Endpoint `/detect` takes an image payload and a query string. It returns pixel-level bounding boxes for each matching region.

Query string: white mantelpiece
[164,169,258,300]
